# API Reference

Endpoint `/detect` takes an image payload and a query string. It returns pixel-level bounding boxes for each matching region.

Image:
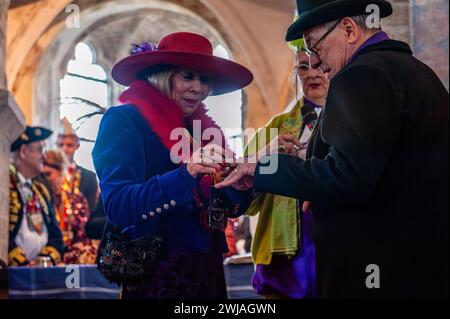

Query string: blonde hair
[146,69,176,98]
[44,149,69,172]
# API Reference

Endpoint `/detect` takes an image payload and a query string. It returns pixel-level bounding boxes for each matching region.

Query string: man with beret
[9,126,65,266]
[217,0,448,298]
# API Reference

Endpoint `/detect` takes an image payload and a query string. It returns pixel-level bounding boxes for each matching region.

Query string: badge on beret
[35,128,42,136]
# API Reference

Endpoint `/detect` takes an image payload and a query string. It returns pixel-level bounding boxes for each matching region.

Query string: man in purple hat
[217,0,448,298]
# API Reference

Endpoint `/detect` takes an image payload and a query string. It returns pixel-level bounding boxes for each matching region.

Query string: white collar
[17,171,32,187]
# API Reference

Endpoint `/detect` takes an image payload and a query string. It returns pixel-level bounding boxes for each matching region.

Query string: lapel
[306,108,329,160]
[9,166,25,233]
[8,165,51,235]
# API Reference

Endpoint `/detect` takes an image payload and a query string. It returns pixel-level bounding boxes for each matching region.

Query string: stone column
[0,0,9,89]
[0,0,25,267]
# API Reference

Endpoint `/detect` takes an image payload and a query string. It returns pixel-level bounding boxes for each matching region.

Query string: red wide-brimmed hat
[112,32,253,96]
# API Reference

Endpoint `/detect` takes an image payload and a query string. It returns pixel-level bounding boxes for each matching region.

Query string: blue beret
[11,126,53,152]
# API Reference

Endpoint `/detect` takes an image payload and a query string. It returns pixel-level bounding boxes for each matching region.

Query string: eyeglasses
[304,19,341,69]
[295,63,327,78]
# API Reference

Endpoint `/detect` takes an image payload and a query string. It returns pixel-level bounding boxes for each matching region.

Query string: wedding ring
[293,145,301,151]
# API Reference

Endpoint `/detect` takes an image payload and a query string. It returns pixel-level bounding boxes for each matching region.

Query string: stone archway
[8,0,448,132]
[32,0,233,134]
[9,0,299,132]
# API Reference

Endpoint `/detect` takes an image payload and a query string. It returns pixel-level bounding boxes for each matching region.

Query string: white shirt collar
[17,171,32,187]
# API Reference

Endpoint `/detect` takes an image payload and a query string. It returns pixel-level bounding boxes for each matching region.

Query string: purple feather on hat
[130,42,159,55]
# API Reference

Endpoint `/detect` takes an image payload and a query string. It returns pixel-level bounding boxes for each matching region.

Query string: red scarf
[119,80,230,229]
[119,80,229,162]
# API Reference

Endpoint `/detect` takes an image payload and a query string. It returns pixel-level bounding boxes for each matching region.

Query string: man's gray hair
[325,15,382,33]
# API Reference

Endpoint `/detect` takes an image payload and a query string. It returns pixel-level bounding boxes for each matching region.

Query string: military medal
[25,192,44,234]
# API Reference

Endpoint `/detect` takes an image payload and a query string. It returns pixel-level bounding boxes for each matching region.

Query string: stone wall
[383,0,412,44]
[0,0,25,264]
[8,0,296,132]
[0,0,8,89]
[411,0,449,90]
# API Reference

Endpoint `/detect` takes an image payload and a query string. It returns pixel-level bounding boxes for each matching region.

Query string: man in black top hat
[9,126,65,266]
[217,0,449,298]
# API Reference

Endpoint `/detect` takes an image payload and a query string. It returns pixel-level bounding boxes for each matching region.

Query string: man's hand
[215,160,257,190]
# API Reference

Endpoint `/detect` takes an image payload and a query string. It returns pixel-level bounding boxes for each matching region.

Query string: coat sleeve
[92,107,198,229]
[254,65,402,203]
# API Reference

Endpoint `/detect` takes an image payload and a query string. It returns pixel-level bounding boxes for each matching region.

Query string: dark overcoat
[255,40,449,298]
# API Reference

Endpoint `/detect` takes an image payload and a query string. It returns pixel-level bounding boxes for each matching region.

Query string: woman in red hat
[92,32,253,299]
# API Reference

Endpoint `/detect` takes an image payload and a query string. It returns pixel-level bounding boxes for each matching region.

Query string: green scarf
[244,99,304,265]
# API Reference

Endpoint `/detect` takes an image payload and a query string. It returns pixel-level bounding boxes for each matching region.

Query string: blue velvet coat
[92,105,250,253]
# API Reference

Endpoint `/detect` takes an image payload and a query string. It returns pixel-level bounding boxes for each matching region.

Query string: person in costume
[42,149,98,264]
[92,32,253,299]
[244,31,329,299]
[9,126,65,266]
[56,119,99,241]
[57,117,99,212]
[217,0,449,298]
[42,149,67,201]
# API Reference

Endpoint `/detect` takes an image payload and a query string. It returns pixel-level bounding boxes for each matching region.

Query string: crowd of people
[7,0,448,299]
[8,120,102,267]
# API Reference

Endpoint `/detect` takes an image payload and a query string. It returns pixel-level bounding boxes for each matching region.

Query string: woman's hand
[186,143,234,178]
[273,134,302,156]
[257,134,303,159]
[302,201,311,213]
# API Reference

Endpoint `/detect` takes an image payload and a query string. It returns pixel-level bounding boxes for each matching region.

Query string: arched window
[204,44,244,156]
[59,42,108,171]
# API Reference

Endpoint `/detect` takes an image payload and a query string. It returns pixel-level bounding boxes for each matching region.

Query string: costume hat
[58,117,77,138]
[112,32,253,95]
[286,0,393,41]
[11,126,52,152]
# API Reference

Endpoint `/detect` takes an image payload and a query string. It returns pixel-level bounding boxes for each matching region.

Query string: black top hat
[11,126,52,152]
[286,0,393,41]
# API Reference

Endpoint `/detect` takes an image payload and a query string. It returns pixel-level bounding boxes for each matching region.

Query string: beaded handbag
[97,228,165,284]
